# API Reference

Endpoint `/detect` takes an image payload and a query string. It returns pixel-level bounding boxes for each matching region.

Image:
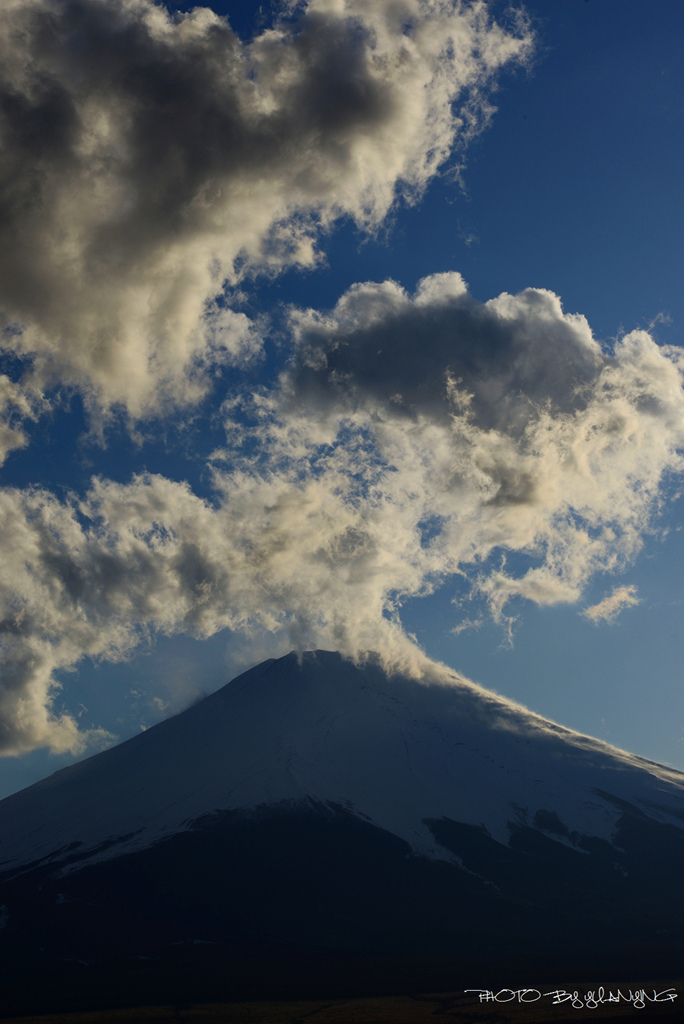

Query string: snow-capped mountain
[1,649,683,874]
[1,650,683,1013]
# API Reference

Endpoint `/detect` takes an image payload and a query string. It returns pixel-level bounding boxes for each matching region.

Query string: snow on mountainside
[1,649,683,877]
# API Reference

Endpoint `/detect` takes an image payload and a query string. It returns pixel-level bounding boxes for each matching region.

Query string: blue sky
[0,0,683,799]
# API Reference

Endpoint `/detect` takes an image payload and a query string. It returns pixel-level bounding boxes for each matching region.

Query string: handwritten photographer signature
[465,987,678,1010]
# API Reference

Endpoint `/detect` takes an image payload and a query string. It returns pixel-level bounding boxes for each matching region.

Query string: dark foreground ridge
[1,651,683,1017]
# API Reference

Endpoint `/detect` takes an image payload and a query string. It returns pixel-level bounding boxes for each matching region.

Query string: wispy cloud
[583,585,641,625]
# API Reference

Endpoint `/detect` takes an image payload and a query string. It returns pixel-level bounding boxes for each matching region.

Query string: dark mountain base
[1,800,683,1017]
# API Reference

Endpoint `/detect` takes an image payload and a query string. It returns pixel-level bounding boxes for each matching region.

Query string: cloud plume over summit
[0,0,532,427]
[1,271,683,755]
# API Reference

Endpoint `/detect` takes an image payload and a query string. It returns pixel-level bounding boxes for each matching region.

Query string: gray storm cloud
[0,0,532,435]
[286,273,605,433]
[1,273,684,755]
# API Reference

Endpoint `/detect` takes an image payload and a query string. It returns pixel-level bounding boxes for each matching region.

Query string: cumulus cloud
[287,272,604,434]
[1,272,684,755]
[284,272,684,626]
[583,585,640,625]
[0,0,532,430]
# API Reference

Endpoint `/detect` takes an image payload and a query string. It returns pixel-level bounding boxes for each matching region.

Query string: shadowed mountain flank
[1,651,683,1014]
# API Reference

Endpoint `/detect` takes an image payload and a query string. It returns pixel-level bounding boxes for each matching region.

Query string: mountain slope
[1,649,683,875]
[1,650,683,1013]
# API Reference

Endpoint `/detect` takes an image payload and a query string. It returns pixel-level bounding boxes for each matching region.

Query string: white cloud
[582,585,640,625]
[451,616,483,636]
[1,273,683,755]
[0,0,533,431]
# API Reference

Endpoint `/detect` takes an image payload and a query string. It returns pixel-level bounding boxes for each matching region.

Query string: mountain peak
[1,649,683,879]
[3,650,684,1009]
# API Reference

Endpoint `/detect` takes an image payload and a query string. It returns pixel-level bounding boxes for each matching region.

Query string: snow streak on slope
[0,651,683,874]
